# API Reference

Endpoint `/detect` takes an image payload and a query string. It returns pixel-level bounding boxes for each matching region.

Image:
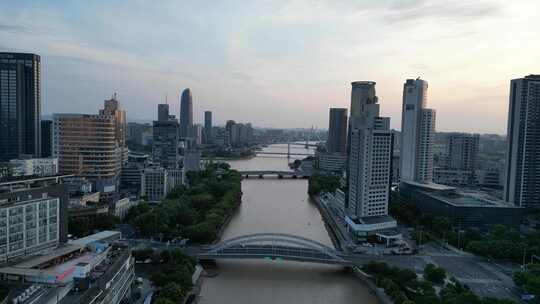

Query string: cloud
[0,23,34,34]
[385,0,501,23]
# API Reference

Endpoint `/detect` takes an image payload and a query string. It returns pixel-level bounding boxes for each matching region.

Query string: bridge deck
[198,244,353,265]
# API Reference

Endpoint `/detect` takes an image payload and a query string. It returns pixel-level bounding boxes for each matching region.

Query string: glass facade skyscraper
[0,53,41,161]
[179,88,193,139]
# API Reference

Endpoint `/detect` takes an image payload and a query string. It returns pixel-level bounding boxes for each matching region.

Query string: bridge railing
[200,233,349,264]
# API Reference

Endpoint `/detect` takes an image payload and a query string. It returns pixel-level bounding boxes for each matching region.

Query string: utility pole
[523,246,527,269]
[287,142,291,158]
[418,228,423,248]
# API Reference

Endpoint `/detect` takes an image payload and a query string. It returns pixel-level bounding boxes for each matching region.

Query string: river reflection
[198,144,378,304]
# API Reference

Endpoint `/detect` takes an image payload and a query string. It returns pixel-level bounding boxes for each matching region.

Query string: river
[198,144,378,304]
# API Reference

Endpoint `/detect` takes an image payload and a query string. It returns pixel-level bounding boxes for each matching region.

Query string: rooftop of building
[3,234,130,304]
[401,180,518,208]
[350,215,396,225]
[422,188,519,208]
[0,52,40,59]
[351,81,376,86]
[0,231,123,288]
[0,175,73,197]
[400,180,456,191]
[0,174,74,187]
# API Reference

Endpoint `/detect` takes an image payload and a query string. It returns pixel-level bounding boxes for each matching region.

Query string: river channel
[198,144,378,304]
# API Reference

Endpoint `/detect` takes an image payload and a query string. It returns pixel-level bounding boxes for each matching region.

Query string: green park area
[126,163,242,243]
[363,261,515,304]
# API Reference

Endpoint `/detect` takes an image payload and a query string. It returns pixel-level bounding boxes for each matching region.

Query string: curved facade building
[52,97,127,201]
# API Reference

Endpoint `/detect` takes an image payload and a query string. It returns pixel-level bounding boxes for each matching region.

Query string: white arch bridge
[197,233,354,265]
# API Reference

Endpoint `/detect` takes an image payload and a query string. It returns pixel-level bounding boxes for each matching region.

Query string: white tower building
[400,78,436,184]
[348,82,393,218]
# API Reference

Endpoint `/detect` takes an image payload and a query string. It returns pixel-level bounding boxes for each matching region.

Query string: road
[127,237,520,300]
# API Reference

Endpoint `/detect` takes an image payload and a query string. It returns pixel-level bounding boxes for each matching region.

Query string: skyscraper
[350,81,377,123]
[41,120,53,158]
[347,81,393,219]
[0,53,41,161]
[400,78,436,184]
[204,111,213,143]
[446,133,479,171]
[504,75,540,208]
[179,88,193,139]
[158,104,170,122]
[100,94,128,163]
[153,104,180,169]
[327,108,347,153]
[53,97,127,202]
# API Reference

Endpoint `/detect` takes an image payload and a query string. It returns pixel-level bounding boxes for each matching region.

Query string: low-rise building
[120,153,149,194]
[433,168,473,186]
[316,152,347,173]
[476,169,502,188]
[141,167,184,203]
[433,167,502,188]
[0,231,134,304]
[69,192,100,207]
[400,180,523,228]
[111,197,136,220]
[8,158,59,177]
[0,175,70,264]
[344,215,401,245]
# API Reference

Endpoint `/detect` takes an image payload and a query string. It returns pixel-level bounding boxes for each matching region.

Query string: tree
[185,221,214,243]
[151,272,169,288]
[308,174,340,195]
[481,298,516,304]
[159,283,185,301]
[424,263,446,284]
[395,268,417,287]
[155,298,175,304]
[168,266,193,288]
[160,249,172,264]
[218,162,231,170]
[363,261,392,276]
[132,248,154,262]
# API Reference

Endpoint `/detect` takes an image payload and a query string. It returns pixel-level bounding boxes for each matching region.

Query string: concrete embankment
[309,195,346,251]
[311,194,391,304]
[351,267,393,304]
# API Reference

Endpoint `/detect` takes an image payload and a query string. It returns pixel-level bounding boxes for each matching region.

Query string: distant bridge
[257,142,316,158]
[287,142,319,148]
[197,233,353,265]
[255,151,314,156]
[238,170,311,178]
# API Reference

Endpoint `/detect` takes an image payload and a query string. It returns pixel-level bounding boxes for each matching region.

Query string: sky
[1,0,539,134]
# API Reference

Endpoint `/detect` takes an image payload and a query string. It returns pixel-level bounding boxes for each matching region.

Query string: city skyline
[1,1,538,134]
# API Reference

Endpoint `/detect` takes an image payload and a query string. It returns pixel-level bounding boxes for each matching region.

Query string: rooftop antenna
[165,93,168,105]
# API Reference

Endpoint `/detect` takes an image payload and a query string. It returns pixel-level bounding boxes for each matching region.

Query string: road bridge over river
[197,233,354,265]
[238,170,312,178]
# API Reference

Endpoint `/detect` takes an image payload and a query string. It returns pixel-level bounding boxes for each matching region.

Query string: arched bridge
[239,170,311,178]
[197,233,352,265]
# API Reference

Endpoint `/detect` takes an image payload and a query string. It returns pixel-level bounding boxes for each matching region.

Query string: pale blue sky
[1,0,539,133]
